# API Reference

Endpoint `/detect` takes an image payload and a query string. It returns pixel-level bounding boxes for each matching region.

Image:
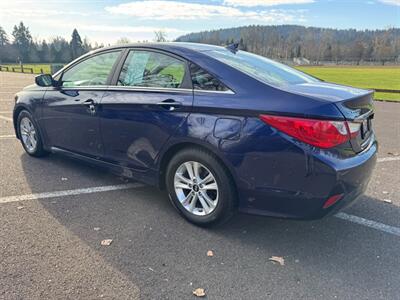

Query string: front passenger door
[42,50,122,157]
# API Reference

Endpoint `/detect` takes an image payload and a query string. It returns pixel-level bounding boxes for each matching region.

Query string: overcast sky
[1,0,399,45]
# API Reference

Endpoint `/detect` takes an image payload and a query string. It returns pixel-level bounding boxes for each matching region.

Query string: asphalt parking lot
[1,72,399,300]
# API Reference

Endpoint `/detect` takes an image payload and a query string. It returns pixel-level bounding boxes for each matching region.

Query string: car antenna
[226,42,239,54]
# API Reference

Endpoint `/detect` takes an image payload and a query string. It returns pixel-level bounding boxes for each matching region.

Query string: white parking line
[335,212,400,237]
[377,157,400,163]
[0,115,12,121]
[0,135,15,139]
[0,183,144,204]
[0,111,12,113]
[0,181,398,237]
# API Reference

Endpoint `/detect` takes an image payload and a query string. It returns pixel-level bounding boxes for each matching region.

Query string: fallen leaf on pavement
[94,227,100,231]
[387,152,399,156]
[269,256,285,266]
[207,250,214,257]
[17,206,24,210]
[382,191,389,194]
[101,239,113,246]
[383,199,392,204]
[61,177,68,181]
[193,288,206,297]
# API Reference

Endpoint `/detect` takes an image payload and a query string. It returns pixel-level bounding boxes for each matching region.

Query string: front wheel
[166,148,236,226]
[17,110,48,157]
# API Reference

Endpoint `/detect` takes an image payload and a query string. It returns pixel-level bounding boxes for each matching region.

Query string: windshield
[204,49,319,86]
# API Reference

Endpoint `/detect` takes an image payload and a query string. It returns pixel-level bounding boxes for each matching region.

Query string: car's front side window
[118,50,186,89]
[61,51,121,87]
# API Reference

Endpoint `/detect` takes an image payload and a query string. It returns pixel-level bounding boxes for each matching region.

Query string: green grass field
[297,66,400,101]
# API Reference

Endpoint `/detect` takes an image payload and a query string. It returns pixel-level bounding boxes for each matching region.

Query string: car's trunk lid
[282,82,375,153]
[335,91,375,153]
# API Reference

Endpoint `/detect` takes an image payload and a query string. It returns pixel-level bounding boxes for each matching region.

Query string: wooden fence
[370,88,400,94]
[0,64,63,74]
[0,65,40,74]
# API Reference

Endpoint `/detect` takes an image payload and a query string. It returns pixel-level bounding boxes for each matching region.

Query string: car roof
[54,42,229,79]
[92,42,226,54]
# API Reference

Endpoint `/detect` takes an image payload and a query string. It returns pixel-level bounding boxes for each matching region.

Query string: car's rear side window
[204,49,319,86]
[190,63,229,92]
[118,50,186,89]
[61,51,121,87]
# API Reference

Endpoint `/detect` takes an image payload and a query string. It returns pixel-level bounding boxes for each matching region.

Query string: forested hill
[176,25,400,64]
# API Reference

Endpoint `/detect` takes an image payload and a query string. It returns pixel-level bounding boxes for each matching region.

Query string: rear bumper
[231,136,378,219]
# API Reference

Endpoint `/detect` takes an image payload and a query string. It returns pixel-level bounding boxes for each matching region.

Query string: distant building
[293,57,310,65]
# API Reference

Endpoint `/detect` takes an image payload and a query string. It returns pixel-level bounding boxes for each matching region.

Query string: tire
[17,110,48,157]
[166,147,236,226]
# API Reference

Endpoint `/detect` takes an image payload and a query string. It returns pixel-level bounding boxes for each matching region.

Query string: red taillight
[259,114,359,149]
[323,194,344,209]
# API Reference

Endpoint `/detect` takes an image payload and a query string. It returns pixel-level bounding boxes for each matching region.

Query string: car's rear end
[242,86,378,219]
[315,89,377,216]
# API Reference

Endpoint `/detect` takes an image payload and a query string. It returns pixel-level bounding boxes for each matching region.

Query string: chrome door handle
[82,99,97,115]
[157,99,182,111]
[82,99,96,106]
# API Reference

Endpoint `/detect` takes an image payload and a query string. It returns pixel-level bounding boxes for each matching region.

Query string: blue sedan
[13,42,377,226]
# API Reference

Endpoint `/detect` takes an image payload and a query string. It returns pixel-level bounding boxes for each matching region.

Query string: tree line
[1,22,399,65]
[0,22,99,64]
[176,25,400,65]
[0,22,169,64]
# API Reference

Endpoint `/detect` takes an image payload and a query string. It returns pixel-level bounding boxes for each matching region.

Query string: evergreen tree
[51,36,71,63]
[28,43,40,63]
[0,26,9,46]
[70,29,84,59]
[239,37,247,51]
[39,40,50,62]
[12,22,32,62]
[82,36,92,52]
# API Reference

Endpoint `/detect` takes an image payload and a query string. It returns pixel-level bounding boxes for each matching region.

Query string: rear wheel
[17,110,48,157]
[166,148,236,226]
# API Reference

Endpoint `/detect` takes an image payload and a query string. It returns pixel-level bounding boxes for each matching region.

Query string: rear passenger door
[99,49,193,173]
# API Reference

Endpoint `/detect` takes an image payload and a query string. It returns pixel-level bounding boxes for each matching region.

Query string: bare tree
[175,25,399,64]
[116,37,131,44]
[154,30,167,42]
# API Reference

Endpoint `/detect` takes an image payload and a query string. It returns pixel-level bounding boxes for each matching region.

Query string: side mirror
[35,74,54,87]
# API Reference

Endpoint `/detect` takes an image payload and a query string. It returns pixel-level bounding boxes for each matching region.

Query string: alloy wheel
[174,161,219,216]
[20,117,37,153]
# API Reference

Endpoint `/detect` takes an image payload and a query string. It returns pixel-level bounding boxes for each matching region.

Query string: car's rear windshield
[203,49,319,86]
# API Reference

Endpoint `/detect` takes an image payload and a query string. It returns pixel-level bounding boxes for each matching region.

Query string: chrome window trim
[109,86,193,94]
[58,85,109,90]
[194,89,235,95]
[59,85,235,95]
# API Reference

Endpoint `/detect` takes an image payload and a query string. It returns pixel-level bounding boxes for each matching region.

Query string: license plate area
[352,113,374,152]
[361,117,372,139]
[358,114,374,151]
